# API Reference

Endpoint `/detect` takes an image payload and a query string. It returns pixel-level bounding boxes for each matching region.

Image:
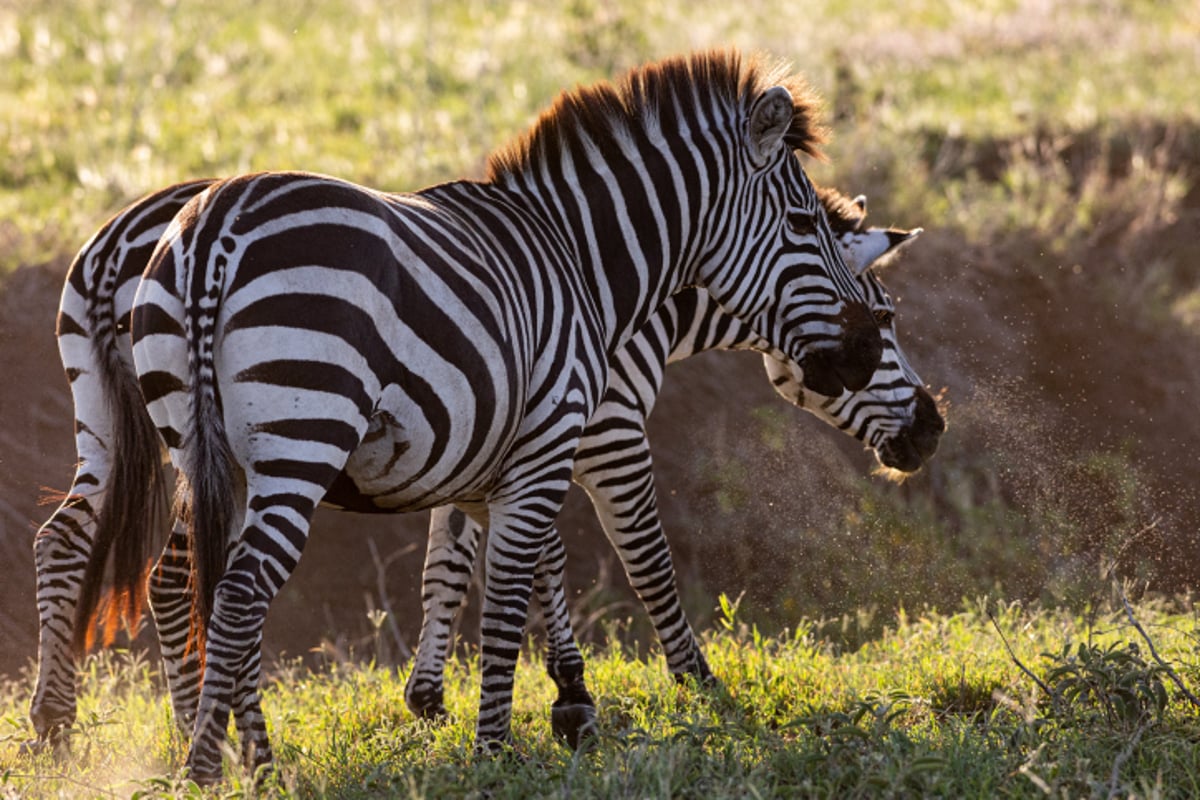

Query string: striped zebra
[47,51,885,778]
[405,189,943,725]
[25,183,929,761]
[28,180,214,753]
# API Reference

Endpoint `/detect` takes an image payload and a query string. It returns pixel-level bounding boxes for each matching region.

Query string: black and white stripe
[28,181,212,749]
[405,189,943,719]
[27,183,937,760]
[36,51,884,779]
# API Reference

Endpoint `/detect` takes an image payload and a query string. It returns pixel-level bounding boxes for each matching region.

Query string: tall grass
[1,0,1195,274]
[4,600,1200,797]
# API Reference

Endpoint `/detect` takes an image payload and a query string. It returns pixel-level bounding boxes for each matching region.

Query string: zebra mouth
[876,389,945,473]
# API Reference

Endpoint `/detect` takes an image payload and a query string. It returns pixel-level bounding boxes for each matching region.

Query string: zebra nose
[877,388,945,472]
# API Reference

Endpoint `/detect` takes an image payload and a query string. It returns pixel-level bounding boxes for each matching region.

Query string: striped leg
[29,488,97,750]
[406,506,481,719]
[408,508,592,744]
[474,507,540,751]
[230,647,273,774]
[148,514,273,775]
[29,325,116,749]
[574,434,713,685]
[531,532,594,748]
[185,482,325,782]
[148,521,201,732]
[474,495,597,752]
[29,178,216,756]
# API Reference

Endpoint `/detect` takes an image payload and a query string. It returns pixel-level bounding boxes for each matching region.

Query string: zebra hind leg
[27,490,99,757]
[532,530,597,750]
[405,506,482,720]
[231,649,274,781]
[185,474,333,784]
[148,518,201,734]
[150,492,273,780]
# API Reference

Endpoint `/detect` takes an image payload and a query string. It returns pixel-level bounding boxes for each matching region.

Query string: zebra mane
[816,185,868,235]
[485,49,827,183]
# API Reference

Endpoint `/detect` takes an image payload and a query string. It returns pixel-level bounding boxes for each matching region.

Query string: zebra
[25,183,930,762]
[404,188,943,724]
[28,180,215,754]
[46,51,885,779]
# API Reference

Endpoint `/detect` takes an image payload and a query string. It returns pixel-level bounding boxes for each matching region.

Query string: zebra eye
[786,211,817,236]
[874,309,895,326]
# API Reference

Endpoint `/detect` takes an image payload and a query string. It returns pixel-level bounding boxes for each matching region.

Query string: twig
[1107,718,1148,799]
[988,610,1052,698]
[1117,586,1200,711]
[0,771,121,798]
[366,536,416,661]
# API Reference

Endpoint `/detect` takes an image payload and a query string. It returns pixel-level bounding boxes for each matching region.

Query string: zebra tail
[183,234,238,659]
[71,259,169,656]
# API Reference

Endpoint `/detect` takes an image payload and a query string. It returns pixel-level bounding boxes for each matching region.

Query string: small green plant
[1042,640,1170,729]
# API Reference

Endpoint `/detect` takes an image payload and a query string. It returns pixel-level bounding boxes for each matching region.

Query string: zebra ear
[842,227,923,275]
[748,86,794,166]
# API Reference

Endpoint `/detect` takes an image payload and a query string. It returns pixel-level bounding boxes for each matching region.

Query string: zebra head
[690,61,882,398]
[763,193,944,473]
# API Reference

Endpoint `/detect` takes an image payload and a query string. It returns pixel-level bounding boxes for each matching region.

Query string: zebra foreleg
[475,499,597,753]
[406,505,481,719]
[575,446,716,686]
[531,531,596,750]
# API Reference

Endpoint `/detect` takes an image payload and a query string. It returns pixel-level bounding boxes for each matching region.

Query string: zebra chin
[873,389,945,476]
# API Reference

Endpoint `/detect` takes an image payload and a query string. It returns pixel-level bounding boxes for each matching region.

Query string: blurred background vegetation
[1,0,1198,673]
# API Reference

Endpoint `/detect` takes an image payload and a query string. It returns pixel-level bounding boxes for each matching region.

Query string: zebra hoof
[185,756,225,787]
[473,736,526,763]
[551,702,598,751]
[404,683,448,720]
[18,738,49,758]
[186,768,224,788]
[19,730,69,760]
[673,654,721,690]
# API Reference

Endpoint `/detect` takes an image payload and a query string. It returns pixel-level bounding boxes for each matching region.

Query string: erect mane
[816,185,868,234]
[485,49,827,183]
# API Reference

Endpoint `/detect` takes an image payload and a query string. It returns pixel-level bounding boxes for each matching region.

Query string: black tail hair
[71,281,167,656]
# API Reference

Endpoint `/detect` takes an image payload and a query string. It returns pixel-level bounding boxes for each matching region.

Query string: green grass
[1,0,1196,275]
[4,599,1200,798]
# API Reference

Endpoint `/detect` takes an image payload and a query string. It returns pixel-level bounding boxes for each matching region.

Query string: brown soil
[3,132,1200,682]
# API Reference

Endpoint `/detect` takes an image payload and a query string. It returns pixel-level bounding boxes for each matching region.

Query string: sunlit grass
[1,0,1195,274]
[4,600,1200,797]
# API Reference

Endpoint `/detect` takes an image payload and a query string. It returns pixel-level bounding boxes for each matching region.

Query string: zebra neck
[661,288,770,364]
[490,146,712,361]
